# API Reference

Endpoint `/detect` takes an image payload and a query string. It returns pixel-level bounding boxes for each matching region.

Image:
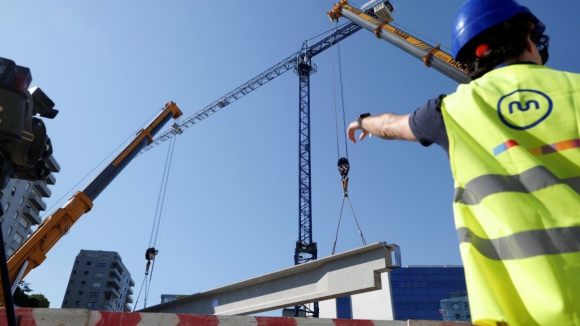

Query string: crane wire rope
[327,21,350,161]
[39,109,163,221]
[305,21,352,44]
[148,132,178,306]
[133,126,179,310]
[327,21,366,256]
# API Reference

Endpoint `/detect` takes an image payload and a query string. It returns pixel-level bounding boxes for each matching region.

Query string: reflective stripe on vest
[454,165,580,205]
[457,226,580,260]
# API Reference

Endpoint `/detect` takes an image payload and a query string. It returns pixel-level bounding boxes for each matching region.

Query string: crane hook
[338,157,350,196]
[145,247,159,275]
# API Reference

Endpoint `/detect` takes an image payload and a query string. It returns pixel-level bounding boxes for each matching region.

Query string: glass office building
[318,265,470,321]
[390,266,470,322]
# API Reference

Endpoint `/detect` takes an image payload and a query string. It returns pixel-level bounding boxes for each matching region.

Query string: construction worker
[347,1,580,325]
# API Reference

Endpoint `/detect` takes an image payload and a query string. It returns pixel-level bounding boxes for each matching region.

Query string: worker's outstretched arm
[347,113,417,143]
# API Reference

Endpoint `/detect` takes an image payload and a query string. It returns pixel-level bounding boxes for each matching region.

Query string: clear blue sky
[1,0,578,313]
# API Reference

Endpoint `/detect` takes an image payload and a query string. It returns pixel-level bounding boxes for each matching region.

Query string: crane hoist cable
[133,126,179,311]
[40,110,163,221]
[328,21,367,255]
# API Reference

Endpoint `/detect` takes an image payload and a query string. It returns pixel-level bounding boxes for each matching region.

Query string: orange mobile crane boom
[0,102,182,305]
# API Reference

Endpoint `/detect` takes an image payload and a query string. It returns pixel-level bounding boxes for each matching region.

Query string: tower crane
[139,21,367,318]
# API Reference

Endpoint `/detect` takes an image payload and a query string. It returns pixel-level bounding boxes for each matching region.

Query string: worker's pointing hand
[347,121,369,143]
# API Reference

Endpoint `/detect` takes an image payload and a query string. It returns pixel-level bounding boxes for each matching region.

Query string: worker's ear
[525,34,535,53]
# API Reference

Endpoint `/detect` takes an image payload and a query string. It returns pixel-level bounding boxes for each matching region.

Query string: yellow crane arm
[1,102,182,304]
[328,0,470,83]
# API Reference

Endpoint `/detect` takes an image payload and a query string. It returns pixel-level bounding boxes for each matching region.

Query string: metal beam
[140,242,399,316]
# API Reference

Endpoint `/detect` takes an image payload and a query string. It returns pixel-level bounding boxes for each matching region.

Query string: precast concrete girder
[141,242,398,315]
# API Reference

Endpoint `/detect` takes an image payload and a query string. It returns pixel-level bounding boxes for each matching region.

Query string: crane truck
[0,102,182,306]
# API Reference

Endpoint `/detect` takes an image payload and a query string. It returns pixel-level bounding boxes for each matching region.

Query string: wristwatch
[357,113,371,129]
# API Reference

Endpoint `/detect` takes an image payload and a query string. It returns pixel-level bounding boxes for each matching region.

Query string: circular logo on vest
[497,89,552,130]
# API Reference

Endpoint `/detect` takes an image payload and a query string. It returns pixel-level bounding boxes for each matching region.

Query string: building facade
[318,266,470,322]
[1,155,60,257]
[61,250,135,312]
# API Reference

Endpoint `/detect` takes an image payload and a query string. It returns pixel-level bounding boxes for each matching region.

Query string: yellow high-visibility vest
[441,64,580,326]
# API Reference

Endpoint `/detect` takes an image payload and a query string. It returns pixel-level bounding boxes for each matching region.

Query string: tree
[27,294,50,308]
[13,281,50,308]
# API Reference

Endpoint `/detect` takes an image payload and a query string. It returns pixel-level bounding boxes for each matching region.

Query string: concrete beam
[141,242,399,315]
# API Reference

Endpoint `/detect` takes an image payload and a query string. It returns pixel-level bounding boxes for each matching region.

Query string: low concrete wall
[0,308,474,326]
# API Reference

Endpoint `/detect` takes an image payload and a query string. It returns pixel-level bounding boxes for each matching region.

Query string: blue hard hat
[452,0,545,60]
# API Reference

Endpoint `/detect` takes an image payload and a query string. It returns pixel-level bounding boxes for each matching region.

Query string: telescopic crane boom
[0,102,182,305]
[328,0,470,84]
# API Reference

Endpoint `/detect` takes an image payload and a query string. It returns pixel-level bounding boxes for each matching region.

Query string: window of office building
[95,272,104,278]
[87,261,92,265]
[78,291,83,295]
[89,292,99,298]
[19,197,24,205]
[84,271,89,275]
[26,183,30,190]
[13,232,23,244]
[13,211,18,220]
[7,227,13,235]
[92,282,101,288]
[5,202,10,211]
[19,218,29,229]
[390,267,470,322]
[336,296,353,319]
[75,301,80,306]
[97,263,106,268]
[87,302,97,308]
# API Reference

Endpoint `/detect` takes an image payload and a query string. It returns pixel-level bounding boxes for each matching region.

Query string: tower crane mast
[138,22,364,317]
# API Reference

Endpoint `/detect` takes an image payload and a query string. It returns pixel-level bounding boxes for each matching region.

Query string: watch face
[452,303,460,309]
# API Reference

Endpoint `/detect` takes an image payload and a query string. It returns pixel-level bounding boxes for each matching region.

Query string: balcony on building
[124,303,131,312]
[28,192,47,211]
[32,180,51,198]
[126,295,134,304]
[127,287,133,295]
[106,277,122,291]
[129,278,135,287]
[45,173,56,185]
[22,207,41,225]
[104,287,121,300]
[110,263,124,277]
[46,155,61,173]
[109,266,123,280]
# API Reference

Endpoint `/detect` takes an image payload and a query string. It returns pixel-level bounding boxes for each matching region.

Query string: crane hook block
[338,157,350,179]
[145,247,159,261]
